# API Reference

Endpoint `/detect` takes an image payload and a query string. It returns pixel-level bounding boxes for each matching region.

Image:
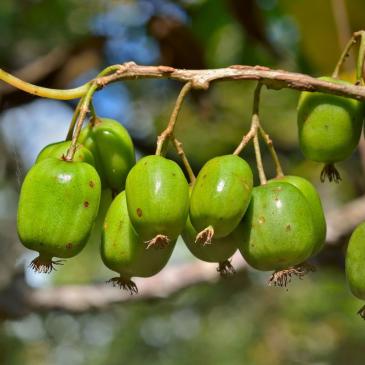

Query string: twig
[155,82,192,156]
[3,61,365,101]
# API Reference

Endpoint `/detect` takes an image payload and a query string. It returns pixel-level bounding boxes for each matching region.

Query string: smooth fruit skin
[125,155,189,242]
[78,117,135,192]
[101,192,176,278]
[17,158,101,259]
[297,76,363,163]
[182,214,241,263]
[189,155,253,238]
[272,175,326,256]
[239,181,316,271]
[36,141,95,166]
[346,222,365,300]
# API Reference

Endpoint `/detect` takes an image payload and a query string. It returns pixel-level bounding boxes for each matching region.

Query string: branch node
[191,78,210,90]
[157,65,176,73]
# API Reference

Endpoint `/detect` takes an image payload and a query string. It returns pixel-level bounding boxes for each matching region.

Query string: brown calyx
[29,255,65,274]
[268,262,316,287]
[145,234,170,249]
[107,277,138,295]
[195,225,215,245]
[320,163,341,183]
[217,260,236,277]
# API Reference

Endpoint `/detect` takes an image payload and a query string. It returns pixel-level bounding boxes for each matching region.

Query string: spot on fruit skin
[89,180,95,188]
[258,216,265,224]
[84,201,89,208]
[66,243,73,249]
[286,224,291,232]
[136,208,143,217]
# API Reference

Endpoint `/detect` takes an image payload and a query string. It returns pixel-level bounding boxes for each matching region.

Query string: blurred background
[1,0,365,364]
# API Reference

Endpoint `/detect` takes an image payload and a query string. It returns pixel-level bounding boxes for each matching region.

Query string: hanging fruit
[101,191,176,293]
[125,155,189,248]
[297,76,364,183]
[78,117,135,194]
[239,181,316,286]
[189,155,253,244]
[17,158,101,273]
[272,175,326,256]
[345,222,365,318]
[182,212,243,276]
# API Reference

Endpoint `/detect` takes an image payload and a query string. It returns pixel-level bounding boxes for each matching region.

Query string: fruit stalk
[253,132,267,185]
[172,138,196,183]
[332,30,365,80]
[258,126,284,178]
[65,83,98,161]
[356,31,365,84]
[66,96,85,141]
[155,82,192,156]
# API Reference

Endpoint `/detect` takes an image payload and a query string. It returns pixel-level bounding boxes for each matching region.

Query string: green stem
[0,68,89,99]
[356,31,365,84]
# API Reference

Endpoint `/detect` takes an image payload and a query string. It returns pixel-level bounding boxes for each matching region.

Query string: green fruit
[78,117,135,193]
[182,213,242,275]
[125,155,189,247]
[36,141,95,166]
[17,158,101,272]
[189,155,253,243]
[346,222,365,300]
[298,76,363,163]
[101,191,176,293]
[272,175,326,255]
[345,222,365,318]
[239,181,315,272]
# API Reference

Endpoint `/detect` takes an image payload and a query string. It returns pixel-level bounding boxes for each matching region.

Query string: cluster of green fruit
[14,74,365,317]
[16,113,329,293]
